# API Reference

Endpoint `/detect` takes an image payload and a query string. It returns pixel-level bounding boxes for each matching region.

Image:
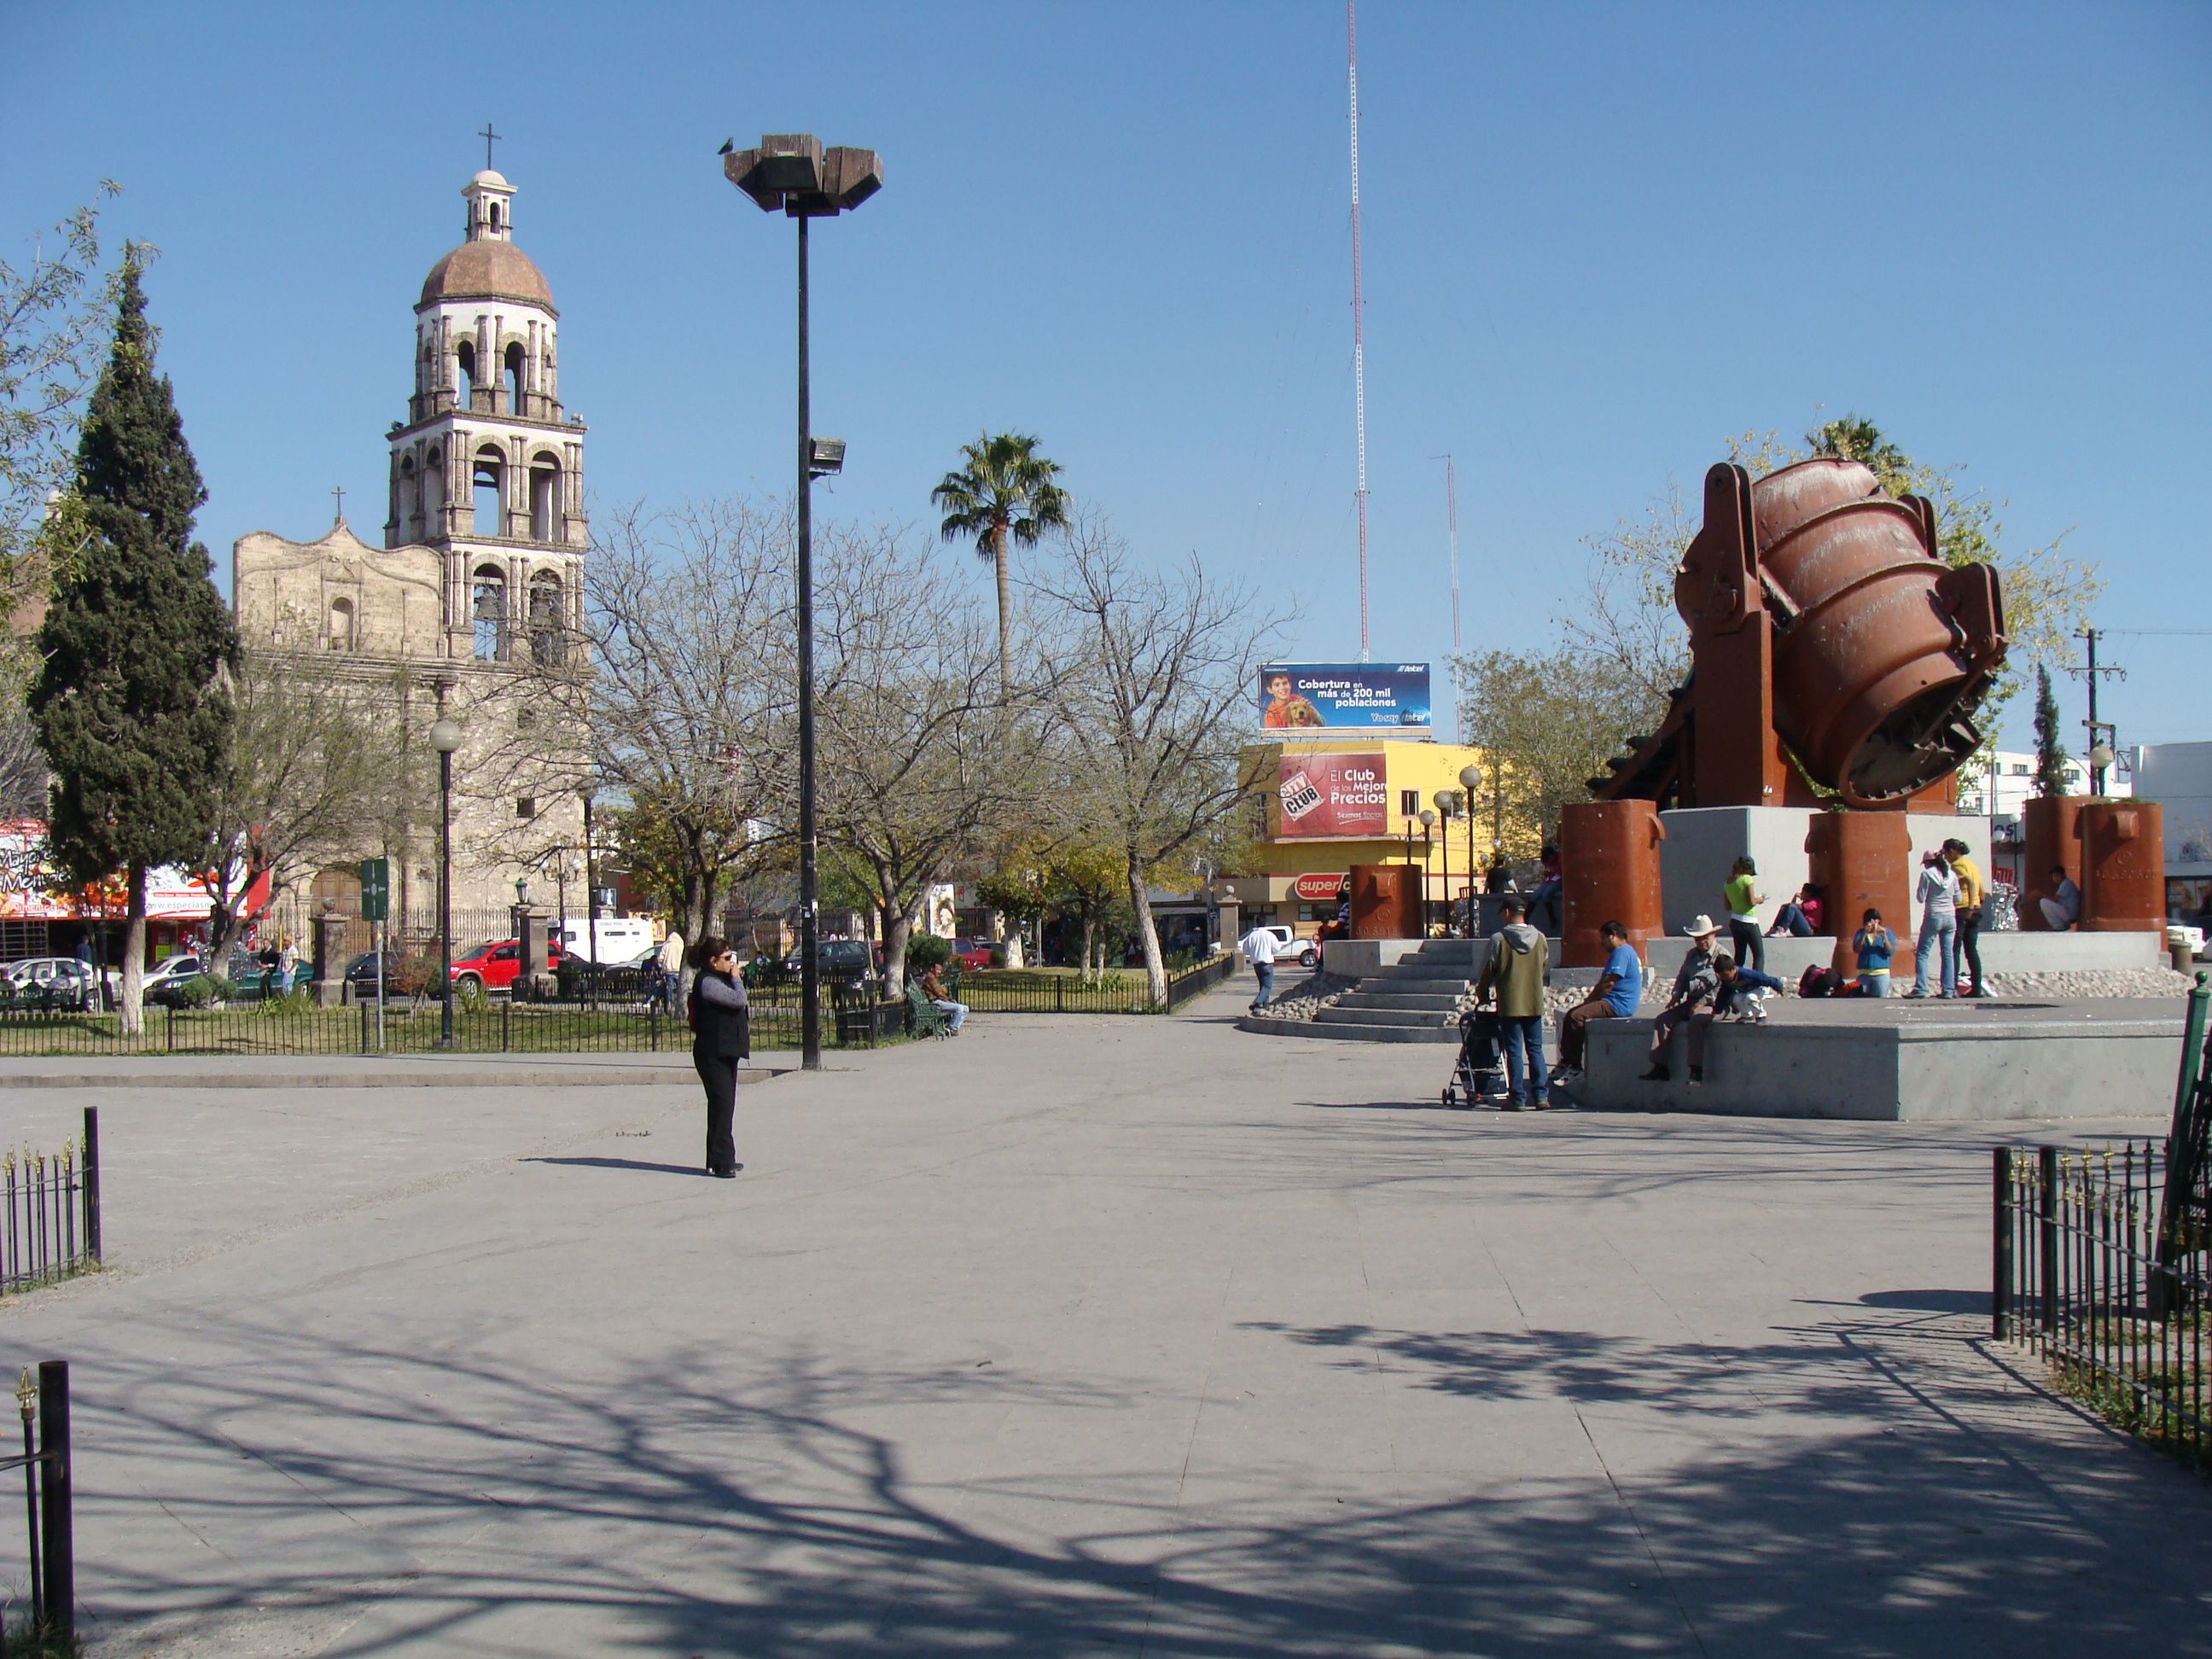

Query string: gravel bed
[1244,971,1359,1022]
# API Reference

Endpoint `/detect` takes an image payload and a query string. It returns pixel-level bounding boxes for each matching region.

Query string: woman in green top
[1725,856,1767,975]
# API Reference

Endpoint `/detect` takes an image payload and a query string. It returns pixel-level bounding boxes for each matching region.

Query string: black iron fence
[0,955,1243,1058]
[0,1361,74,1650]
[1994,1139,2207,1467]
[2,1112,98,1297]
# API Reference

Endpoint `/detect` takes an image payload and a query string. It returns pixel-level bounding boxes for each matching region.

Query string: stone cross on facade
[331,484,344,521]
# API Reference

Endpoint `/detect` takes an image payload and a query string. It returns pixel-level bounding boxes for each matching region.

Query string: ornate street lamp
[1417,807,1439,932]
[1458,764,1483,932]
[1433,789,1462,936]
[429,716,463,1047]
[724,134,883,1072]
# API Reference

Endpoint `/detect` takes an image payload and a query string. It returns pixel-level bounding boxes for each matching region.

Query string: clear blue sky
[8,2,2207,751]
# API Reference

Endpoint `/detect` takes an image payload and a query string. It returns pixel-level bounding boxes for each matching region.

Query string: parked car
[342,952,410,999]
[449,937,568,996]
[1,958,102,1012]
[1255,925,1318,969]
[143,953,282,1008]
[782,940,875,987]
[144,954,207,994]
[950,937,997,972]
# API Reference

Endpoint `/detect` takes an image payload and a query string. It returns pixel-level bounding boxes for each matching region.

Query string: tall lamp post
[725,134,883,1072]
[1417,808,1438,933]
[1433,789,1461,935]
[1458,764,1483,934]
[429,717,463,1047]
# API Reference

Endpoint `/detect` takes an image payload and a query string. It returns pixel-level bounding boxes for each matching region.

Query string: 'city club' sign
[1277,754,1388,838]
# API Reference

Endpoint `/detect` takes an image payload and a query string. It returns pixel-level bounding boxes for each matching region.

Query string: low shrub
[905,934,952,973]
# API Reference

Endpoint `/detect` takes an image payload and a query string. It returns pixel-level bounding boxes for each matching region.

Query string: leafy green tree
[1453,644,1667,859]
[931,431,1068,690]
[29,256,236,1031]
[2032,662,2072,798]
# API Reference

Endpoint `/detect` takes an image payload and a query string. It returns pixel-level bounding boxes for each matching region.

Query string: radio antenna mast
[1347,0,1370,662]
[1438,454,1459,657]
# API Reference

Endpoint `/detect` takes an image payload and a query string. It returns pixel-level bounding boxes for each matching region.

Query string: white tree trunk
[882,911,915,999]
[1128,857,1167,1006]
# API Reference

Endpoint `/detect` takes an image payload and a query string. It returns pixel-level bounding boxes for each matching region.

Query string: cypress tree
[29,254,236,1030]
[2031,663,2071,799]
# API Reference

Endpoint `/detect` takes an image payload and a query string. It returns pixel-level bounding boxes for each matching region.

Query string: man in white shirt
[1238,923,1280,1013]
[659,928,687,1012]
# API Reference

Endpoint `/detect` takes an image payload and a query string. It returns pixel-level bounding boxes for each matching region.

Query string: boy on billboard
[1260,671,1325,730]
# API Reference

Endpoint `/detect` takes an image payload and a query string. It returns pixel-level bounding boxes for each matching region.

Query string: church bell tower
[386,165,586,667]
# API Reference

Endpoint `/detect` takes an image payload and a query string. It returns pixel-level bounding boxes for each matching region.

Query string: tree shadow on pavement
[66,1304,2212,1657]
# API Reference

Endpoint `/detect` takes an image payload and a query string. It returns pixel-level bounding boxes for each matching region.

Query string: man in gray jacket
[1474,895,1551,1109]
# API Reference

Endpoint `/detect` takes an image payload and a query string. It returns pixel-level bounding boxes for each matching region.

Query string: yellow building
[1215,738,1497,940]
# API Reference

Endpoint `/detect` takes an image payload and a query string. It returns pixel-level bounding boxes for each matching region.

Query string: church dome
[418,239,554,310]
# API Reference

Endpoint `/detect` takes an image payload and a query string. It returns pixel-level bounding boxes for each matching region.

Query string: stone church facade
[234,167,590,926]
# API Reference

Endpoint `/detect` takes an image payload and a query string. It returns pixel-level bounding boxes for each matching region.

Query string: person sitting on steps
[1551,919,1640,1087]
[1767,883,1824,937]
[2039,864,2082,933]
[1641,916,1720,1086]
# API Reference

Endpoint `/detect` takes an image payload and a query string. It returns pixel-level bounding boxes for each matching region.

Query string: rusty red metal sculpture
[1598,457,2008,811]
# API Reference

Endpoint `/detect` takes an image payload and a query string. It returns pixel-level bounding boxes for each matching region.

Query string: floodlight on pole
[724,133,882,1073]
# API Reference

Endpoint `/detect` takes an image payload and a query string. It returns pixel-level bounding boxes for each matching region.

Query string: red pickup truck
[450,938,567,995]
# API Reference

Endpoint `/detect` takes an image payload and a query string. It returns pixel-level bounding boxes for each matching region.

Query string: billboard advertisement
[1277,753,1388,839]
[1258,663,1431,732]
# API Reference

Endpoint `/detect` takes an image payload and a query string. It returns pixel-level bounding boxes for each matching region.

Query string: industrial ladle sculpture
[1595,457,2007,812]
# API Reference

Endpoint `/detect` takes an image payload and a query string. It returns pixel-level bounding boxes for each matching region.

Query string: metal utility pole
[1347,0,1370,662]
[2068,627,2126,795]
[1441,454,1459,659]
[724,135,882,1072]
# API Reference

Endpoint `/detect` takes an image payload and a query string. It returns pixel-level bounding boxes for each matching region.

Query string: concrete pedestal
[310,911,349,1009]
[1658,806,1991,934]
[1582,997,2182,1121]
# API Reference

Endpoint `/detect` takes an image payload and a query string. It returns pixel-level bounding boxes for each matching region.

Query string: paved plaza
[1,984,2207,1656]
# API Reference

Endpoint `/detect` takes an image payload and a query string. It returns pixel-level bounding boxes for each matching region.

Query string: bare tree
[1,186,119,610]
[200,646,416,961]
[1031,507,1289,1004]
[518,498,795,959]
[812,521,1054,996]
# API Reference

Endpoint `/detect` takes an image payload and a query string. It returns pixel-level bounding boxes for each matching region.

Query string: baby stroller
[1441,1009,1504,1109]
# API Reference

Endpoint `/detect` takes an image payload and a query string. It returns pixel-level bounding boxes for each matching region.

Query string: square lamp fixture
[725,136,882,217]
[807,438,846,479]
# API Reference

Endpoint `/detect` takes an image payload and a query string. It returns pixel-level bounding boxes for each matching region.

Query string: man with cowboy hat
[1641,914,1722,1086]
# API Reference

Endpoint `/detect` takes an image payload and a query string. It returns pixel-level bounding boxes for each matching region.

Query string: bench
[905,982,952,1039]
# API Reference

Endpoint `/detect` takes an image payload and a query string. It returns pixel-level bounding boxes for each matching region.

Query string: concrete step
[1316,1005,1456,1028]
[1239,1015,1458,1043]
[1365,963,1474,984]
[1335,992,1465,1012]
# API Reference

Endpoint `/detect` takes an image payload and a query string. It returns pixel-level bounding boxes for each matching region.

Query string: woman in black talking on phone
[688,935,749,1178]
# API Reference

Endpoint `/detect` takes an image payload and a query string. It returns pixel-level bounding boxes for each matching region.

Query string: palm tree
[932,432,1068,690]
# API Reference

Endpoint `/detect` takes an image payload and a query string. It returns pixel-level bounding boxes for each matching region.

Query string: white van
[555,919,656,964]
